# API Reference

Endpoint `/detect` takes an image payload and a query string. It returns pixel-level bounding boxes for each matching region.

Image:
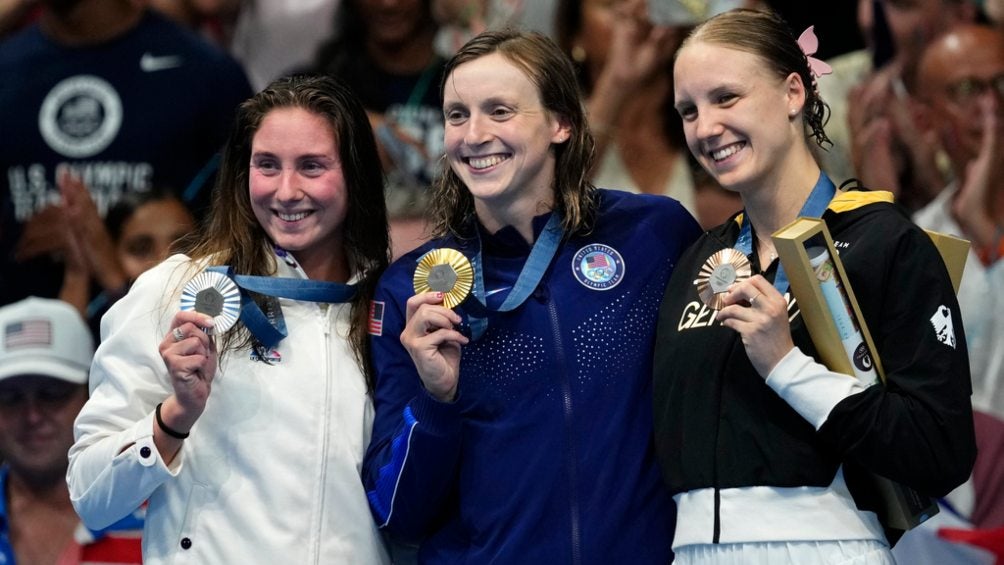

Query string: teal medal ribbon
[734,173,836,295]
[463,213,563,341]
[206,266,356,349]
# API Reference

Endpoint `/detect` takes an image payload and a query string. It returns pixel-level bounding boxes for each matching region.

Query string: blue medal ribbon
[463,213,563,341]
[206,265,356,349]
[734,173,836,295]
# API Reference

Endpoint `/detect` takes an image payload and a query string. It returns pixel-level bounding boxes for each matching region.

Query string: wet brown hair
[182,74,389,389]
[428,29,598,239]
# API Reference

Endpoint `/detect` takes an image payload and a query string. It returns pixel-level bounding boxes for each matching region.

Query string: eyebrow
[445,94,515,108]
[479,96,512,106]
[708,83,741,97]
[251,151,336,161]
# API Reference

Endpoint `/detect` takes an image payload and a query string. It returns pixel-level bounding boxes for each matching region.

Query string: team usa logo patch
[572,244,625,290]
[369,300,385,336]
[39,75,123,158]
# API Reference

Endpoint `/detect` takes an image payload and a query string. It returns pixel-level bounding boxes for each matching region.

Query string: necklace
[754,231,778,265]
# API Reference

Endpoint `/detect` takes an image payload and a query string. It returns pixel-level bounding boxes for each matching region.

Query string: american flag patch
[586,253,610,269]
[4,319,52,349]
[369,301,385,336]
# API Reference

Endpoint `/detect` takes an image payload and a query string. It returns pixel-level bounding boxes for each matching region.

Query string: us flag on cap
[4,318,52,349]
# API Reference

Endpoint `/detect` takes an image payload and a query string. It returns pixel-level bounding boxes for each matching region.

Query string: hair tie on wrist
[156,402,191,440]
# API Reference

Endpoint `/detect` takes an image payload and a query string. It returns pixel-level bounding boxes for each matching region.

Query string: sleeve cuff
[765,347,871,429]
[70,411,179,530]
[408,390,463,438]
[114,411,182,477]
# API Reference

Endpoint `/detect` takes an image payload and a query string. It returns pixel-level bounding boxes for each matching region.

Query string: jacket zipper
[548,299,581,565]
[311,306,334,563]
[713,333,748,544]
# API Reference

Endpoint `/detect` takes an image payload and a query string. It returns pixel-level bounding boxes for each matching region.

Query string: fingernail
[203,316,215,326]
[436,292,443,299]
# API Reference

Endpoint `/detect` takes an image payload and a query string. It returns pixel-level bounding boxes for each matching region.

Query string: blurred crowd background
[0,1,1001,563]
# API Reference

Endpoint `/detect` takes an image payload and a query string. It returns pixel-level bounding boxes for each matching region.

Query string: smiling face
[443,52,571,229]
[673,41,805,194]
[249,107,348,278]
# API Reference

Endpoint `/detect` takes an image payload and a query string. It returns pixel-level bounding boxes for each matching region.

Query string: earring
[571,44,587,64]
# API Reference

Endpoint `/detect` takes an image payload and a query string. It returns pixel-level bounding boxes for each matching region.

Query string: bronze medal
[694,248,752,310]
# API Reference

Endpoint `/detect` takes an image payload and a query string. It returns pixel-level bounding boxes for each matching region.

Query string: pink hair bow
[797,26,833,79]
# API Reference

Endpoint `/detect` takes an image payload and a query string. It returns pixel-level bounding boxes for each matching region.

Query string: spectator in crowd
[56,178,195,337]
[146,0,241,46]
[556,0,694,209]
[990,0,1004,24]
[314,0,445,257]
[431,0,559,55]
[554,0,743,228]
[229,0,342,90]
[893,23,1004,564]
[0,0,37,38]
[104,188,196,289]
[818,0,979,211]
[0,0,252,308]
[0,297,143,564]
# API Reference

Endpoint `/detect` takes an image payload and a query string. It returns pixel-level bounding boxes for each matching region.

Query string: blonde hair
[682,9,831,148]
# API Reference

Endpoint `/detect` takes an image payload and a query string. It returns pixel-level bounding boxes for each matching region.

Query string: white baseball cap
[0,297,93,385]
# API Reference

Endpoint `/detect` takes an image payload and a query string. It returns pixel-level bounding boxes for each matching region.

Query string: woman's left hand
[716,275,794,378]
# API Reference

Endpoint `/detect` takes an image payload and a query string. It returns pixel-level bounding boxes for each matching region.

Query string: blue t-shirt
[0,9,252,305]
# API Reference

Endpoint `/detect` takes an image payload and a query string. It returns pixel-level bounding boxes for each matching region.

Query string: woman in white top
[67,74,391,564]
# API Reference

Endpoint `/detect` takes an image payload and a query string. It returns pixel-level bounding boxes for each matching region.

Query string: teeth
[468,155,508,169]
[711,143,743,161]
[278,211,308,221]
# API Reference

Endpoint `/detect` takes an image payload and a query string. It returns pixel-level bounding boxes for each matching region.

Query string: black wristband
[155,402,190,440]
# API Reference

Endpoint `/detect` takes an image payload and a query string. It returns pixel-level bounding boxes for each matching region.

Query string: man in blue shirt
[0,0,252,307]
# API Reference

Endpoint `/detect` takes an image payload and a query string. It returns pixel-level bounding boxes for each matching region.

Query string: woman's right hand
[158,311,218,429]
[401,292,469,402]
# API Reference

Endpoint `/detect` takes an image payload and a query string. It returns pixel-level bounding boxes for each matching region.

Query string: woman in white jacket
[67,74,391,564]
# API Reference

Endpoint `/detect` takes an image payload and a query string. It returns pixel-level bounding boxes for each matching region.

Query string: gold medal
[694,248,751,310]
[413,248,474,309]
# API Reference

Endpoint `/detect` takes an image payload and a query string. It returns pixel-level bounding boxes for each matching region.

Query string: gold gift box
[772,218,886,383]
[772,218,969,532]
[925,230,969,294]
